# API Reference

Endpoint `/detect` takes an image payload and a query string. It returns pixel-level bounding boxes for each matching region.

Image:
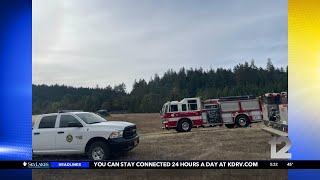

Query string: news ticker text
[0,160,319,169]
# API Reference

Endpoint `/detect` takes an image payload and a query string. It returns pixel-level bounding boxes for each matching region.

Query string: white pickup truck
[32,110,139,160]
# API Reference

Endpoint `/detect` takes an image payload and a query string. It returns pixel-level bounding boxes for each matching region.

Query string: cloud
[33,0,288,92]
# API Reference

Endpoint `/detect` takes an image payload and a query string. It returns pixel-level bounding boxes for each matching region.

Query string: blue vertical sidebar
[0,0,32,179]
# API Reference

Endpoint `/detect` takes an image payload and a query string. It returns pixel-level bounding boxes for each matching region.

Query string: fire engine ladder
[218,95,256,101]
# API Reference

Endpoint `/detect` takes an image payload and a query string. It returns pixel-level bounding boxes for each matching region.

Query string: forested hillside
[33,60,287,114]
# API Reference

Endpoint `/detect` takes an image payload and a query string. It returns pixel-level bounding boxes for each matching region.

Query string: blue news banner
[0,160,319,169]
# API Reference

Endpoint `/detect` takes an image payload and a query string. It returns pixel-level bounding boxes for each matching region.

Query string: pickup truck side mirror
[68,122,83,128]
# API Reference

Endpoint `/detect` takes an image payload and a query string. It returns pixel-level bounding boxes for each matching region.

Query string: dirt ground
[32,113,287,180]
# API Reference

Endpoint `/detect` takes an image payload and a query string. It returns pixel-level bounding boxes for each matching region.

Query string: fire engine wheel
[235,115,250,127]
[177,119,192,132]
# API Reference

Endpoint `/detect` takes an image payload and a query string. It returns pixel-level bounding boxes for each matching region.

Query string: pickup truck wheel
[88,142,110,160]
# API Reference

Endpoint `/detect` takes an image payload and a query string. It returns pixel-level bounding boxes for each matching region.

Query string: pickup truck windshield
[76,113,107,124]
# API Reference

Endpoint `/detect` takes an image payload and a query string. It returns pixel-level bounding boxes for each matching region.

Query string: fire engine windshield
[165,104,169,113]
[161,105,165,114]
[161,104,168,114]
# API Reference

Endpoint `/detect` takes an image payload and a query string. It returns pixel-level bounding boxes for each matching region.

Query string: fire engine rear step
[262,127,288,137]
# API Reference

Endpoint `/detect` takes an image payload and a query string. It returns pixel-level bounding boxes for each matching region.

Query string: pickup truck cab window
[59,115,82,128]
[76,113,107,124]
[38,115,57,129]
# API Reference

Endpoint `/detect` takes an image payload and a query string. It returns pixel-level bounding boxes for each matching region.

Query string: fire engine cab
[160,95,263,132]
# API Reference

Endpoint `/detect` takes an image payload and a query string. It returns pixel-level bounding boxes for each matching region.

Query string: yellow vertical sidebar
[289,0,320,106]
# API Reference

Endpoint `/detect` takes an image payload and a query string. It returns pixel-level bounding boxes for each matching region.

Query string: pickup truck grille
[123,125,137,139]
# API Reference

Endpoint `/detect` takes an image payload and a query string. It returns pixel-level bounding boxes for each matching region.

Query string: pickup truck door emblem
[66,134,73,142]
[75,135,82,139]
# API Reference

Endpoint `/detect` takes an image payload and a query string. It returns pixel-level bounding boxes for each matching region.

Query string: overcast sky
[33,0,288,92]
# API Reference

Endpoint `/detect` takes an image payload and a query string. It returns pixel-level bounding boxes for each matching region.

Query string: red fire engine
[160,95,263,132]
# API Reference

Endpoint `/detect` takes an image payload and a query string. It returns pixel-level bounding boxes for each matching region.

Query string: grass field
[32,113,287,180]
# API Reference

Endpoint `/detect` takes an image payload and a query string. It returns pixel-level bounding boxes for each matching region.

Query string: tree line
[32,59,288,114]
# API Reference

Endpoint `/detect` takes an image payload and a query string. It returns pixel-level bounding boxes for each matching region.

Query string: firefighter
[269,108,277,122]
